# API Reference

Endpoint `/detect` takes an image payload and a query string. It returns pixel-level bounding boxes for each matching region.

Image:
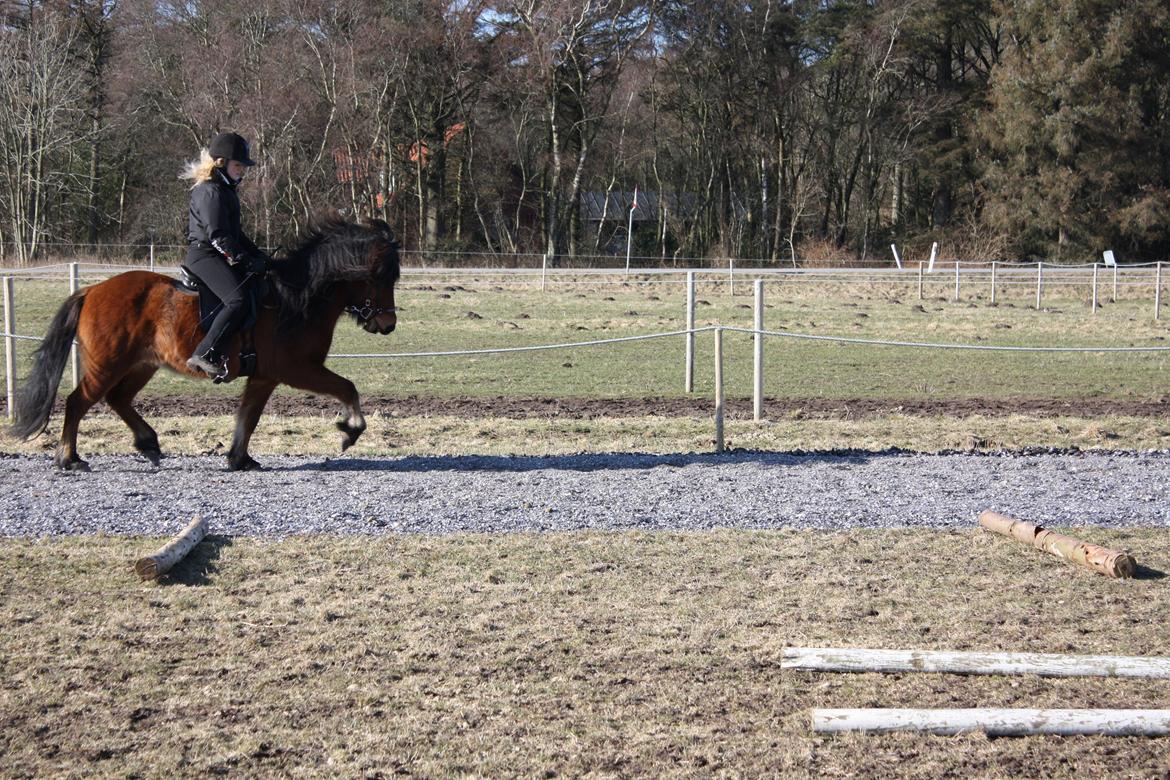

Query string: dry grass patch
[7,412,1170,460]
[1,529,1169,777]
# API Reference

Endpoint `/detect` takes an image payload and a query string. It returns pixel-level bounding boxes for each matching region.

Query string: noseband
[345,299,397,322]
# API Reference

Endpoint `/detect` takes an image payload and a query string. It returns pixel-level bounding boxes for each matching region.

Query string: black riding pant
[184,250,252,357]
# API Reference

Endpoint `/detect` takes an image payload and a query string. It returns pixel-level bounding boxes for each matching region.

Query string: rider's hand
[244,254,268,275]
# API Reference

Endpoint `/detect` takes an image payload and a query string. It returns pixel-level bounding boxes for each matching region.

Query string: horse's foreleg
[228,377,277,471]
[282,367,366,451]
[105,365,161,466]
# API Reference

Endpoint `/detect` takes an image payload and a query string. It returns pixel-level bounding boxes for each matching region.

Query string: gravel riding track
[2,450,1168,537]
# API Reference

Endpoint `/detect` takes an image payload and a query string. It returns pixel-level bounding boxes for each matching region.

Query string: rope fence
[7,264,1170,453]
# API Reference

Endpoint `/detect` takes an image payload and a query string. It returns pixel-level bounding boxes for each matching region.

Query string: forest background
[1,0,1168,266]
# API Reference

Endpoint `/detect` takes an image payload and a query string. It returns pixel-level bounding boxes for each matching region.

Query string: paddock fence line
[7,285,1170,453]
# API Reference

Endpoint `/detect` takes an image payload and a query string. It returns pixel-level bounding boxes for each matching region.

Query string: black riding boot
[186,346,227,378]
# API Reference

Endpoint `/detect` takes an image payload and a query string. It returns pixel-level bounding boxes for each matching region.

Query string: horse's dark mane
[270,215,400,325]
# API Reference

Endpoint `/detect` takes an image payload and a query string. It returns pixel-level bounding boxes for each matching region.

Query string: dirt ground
[2,530,1169,778]
[72,393,1170,420]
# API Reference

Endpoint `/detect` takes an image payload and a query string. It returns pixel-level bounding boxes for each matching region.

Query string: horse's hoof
[56,458,90,472]
[140,449,162,467]
[336,421,364,452]
[228,455,262,472]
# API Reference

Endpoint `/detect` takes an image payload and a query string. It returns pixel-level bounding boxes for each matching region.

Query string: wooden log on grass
[782,647,1170,679]
[134,516,208,581]
[978,510,1136,578]
[812,708,1170,736]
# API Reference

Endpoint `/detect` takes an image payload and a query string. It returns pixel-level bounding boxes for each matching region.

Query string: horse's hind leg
[56,370,120,471]
[106,365,162,466]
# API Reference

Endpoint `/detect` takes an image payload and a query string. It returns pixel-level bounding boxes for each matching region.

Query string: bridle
[345,298,397,322]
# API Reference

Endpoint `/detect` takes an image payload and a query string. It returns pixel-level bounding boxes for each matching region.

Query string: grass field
[6,270,1170,404]
[2,529,1168,778]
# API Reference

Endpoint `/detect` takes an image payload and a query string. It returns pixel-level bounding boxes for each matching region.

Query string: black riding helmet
[208,132,256,166]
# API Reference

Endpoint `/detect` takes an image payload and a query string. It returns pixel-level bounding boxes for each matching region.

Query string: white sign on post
[1103,250,1117,267]
[890,244,902,270]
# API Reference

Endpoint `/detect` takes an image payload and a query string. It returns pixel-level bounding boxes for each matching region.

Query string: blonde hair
[180,148,226,187]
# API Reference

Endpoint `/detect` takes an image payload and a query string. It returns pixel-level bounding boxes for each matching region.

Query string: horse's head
[273,215,401,334]
[344,220,400,335]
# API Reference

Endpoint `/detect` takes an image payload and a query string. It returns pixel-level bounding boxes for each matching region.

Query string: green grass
[7,272,1170,403]
[2,529,1168,778]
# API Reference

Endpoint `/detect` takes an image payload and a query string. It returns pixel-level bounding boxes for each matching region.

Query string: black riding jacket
[186,169,261,266]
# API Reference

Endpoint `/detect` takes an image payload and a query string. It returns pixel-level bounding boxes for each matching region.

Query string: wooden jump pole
[782,647,1170,679]
[134,516,208,581]
[978,510,1136,578]
[812,709,1170,737]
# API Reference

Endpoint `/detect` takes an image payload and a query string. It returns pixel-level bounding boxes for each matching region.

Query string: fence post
[69,263,79,387]
[1091,263,1099,313]
[4,277,14,421]
[917,261,924,301]
[953,261,960,301]
[729,259,735,297]
[149,242,155,272]
[1035,262,1044,310]
[541,253,548,292]
[685,271,695,393]
[1113,264,1118,303]
[753,279,763,422]
[990,261,997,305]
[714,326,724,454]
[1156,262,1163,320]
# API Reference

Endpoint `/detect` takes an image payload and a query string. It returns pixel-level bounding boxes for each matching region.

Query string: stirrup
[186,351,227,380]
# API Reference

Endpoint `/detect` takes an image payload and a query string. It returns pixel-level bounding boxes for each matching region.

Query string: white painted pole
[1035,261,1043,310]
[1113,263,1119,302]
[753,279,763,422]
[3,276,14,420]
[685,271,695,393]
[890,243,902,270]
[624,207,634,275]
[1155,262,1162,320]
[149,242,155,272]
[927,241,938,272]
[69,263,79,388]
[728,258,735,296]
[953,260,960,301]
[990,261,997,305]
[713,327,724,453]
[916,261,923,300]
[812,709,1170,737]
[1091,263,1099,313]
[782,647,1170,679]
[541,252,548,292]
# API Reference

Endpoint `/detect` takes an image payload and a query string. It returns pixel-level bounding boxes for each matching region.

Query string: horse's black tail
[8,291,85,440]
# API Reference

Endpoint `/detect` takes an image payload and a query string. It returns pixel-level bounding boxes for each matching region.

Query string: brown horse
[9,216,400,471]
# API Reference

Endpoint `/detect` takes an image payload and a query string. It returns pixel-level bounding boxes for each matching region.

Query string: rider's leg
[184,256,249,375]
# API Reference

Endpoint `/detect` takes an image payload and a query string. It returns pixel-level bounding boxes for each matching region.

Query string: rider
[181,131,270,377]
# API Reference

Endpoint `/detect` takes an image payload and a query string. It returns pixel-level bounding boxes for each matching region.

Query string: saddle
[176,268,259,381]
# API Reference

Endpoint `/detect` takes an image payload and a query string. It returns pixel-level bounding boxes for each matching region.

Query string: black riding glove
[243,254,268,275]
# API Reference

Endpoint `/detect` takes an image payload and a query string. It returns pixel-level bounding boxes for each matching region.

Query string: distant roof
[580,191,698,222]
